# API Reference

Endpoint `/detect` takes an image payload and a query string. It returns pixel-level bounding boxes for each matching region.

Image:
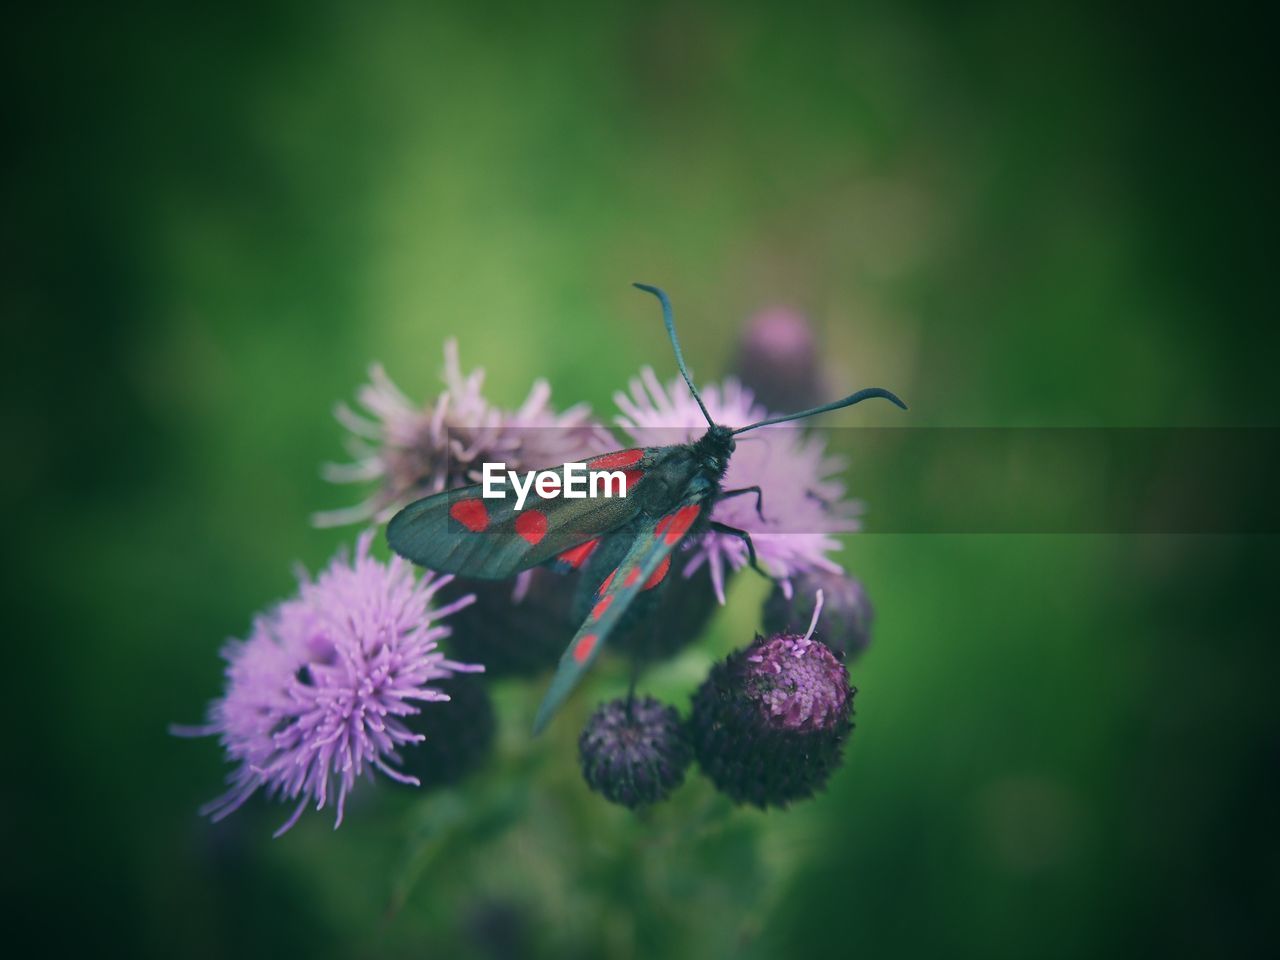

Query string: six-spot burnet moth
[386,283,907,734]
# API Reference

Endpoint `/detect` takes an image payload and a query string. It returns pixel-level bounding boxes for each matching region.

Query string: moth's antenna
[633,282,715,429]
[732,387,907,435]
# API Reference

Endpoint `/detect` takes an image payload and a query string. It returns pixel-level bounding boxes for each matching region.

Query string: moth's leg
[717,485,765,520]
[709,521,768,577]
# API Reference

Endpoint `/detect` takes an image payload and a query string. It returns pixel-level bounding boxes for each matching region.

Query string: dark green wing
[386,447,657,578]
[531,500,705,734]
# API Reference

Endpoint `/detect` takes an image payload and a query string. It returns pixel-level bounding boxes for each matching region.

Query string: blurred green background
[8,1,1277,957]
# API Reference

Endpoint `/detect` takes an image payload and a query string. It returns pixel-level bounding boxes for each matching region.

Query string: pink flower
[315,340,614,526]
[173,532,480,836]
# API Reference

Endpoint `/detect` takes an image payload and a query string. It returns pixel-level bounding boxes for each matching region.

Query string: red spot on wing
[657,504,701,545]
[573,634,598,663]
[589,449,645,470]
[449,499,489,532]
[591,596,612,620]
[643,555,671,590]
[597,568,618,595]
[621,469,644,493]
[624,567,641,588]
[557,538,599,570]
[515,510,548,545]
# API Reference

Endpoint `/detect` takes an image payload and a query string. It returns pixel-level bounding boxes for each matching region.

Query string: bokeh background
[8,1,1277,957]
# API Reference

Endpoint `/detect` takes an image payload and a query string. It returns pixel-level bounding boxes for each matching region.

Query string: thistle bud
[763,570,874,660]
[438,568,576,677]
[690,628,854,808]
[578,696,692,809]
[733,307,825,414]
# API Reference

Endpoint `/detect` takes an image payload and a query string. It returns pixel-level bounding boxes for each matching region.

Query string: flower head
[614,369,860,601]
[741,633,852,732]
[173,532,481,836]
[315,340,614,526]
[690,596,855,807]
[579,696,692,808]
[763,569,875,661]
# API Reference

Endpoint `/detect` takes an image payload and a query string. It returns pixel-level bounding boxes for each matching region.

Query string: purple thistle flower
[172,531,481,836]
[690,592,855,807]
[614,369,860,601]
[741,632,852,732]
[315,340,614,526]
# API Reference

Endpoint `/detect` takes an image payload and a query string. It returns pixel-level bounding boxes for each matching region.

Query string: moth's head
[697,423,736,471]
[707,423,736,452]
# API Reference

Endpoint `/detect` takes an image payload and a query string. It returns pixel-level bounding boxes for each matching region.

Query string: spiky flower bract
[615,369,860,600]
[173,532,481,836]
[315,340,614,526]
[578,696,692,808]
[763,570,875,661]
[690,633,854,808]
[733,307,826,414]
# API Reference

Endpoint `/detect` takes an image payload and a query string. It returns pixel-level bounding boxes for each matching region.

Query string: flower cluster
[180,297,896,829]
[579,581,868,811]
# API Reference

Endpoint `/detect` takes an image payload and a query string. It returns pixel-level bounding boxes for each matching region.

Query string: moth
[387,284,906,733]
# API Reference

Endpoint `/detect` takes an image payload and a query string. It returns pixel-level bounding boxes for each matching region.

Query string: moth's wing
[546,444,696,575]
[385,447,666,579]
[531,500,705,734]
